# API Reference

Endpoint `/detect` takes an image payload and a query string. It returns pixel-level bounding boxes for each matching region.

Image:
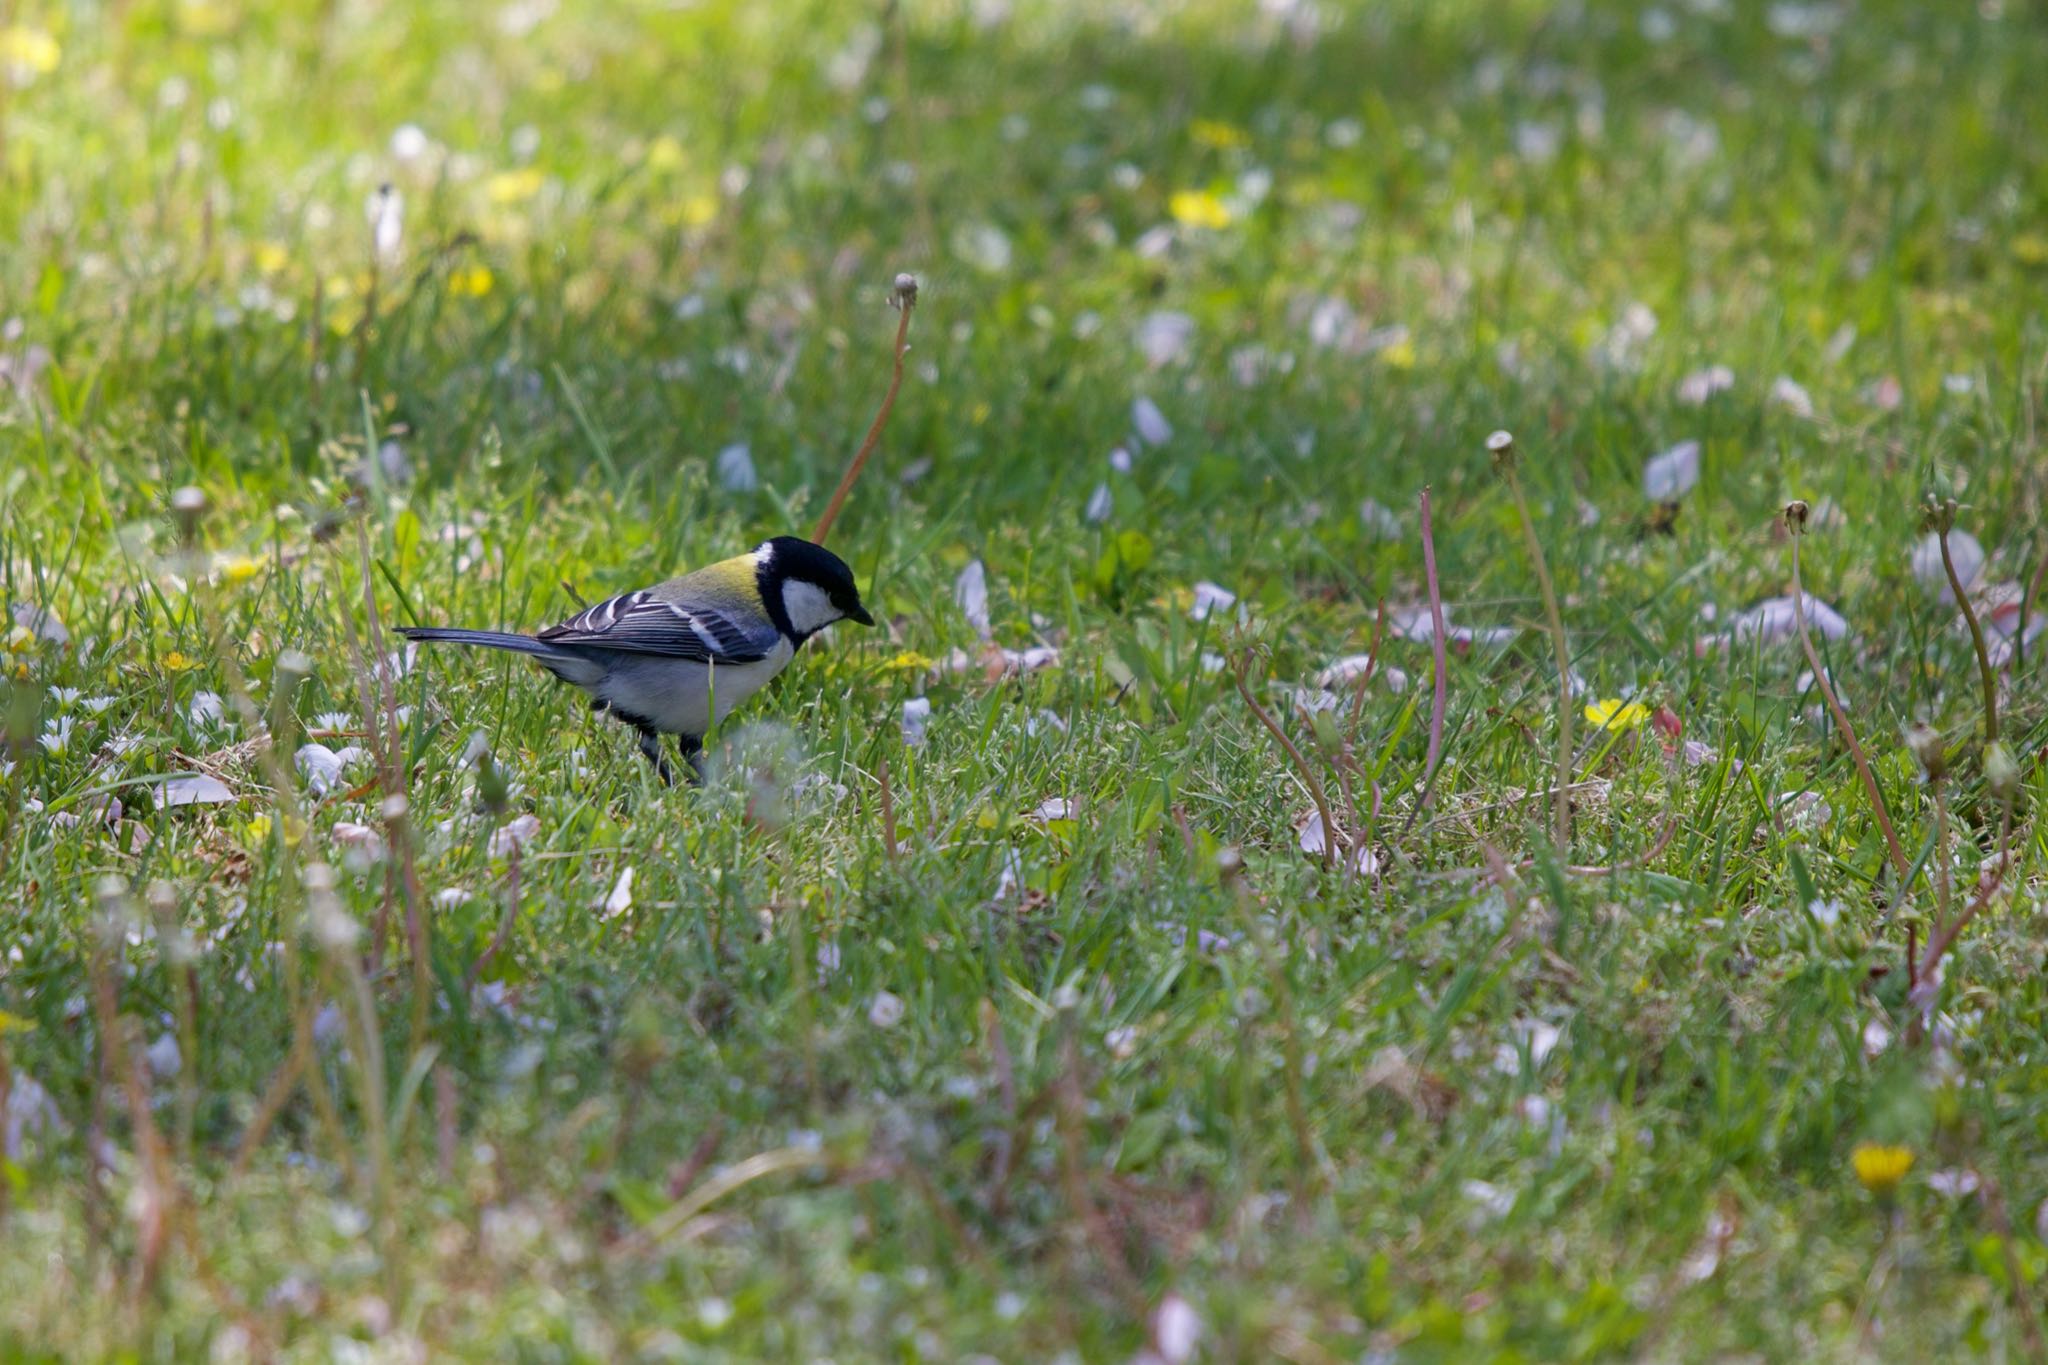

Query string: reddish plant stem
[1937,527,1999,744]
[1788,530,1911,886]
[1233,654,1339,870]
[812,282,918,546]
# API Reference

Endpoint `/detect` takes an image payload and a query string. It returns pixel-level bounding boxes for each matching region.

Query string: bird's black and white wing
[536,589,775,662]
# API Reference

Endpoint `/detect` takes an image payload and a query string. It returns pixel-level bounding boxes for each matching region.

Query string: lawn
[3,0,2048,1358]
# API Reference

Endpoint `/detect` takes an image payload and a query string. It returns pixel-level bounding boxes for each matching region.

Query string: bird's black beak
[848,603,875,627]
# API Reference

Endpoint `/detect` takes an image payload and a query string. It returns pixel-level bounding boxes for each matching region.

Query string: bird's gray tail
[399,626,562,658]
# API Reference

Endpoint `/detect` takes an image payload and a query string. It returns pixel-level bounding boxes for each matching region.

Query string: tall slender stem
[1937,527,1998,745]
[1787,510,1911,885]
[812,277,918,546]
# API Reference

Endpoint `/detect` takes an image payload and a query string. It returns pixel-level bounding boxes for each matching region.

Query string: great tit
[400,535,874,783]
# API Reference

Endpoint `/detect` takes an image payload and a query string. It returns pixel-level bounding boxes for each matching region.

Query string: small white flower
[38,716,73,755]
[1135,310,1196,368]
[488,813,542,856]
[697,1297,733,1330]
[1676,365,1735,404]
[296,744,348,797]
[1084,482,1113,523]
[1151,1293,1202,1364]
[900,697,931,747]
[1910,530,1984,603]
[1131,396,1173,447]
[1806,898,1844,928]
[390,123,431,161]
[1926,1168,1980,1198]
[603,866,635,917]
[1462,1179,1516,1221]
[715,442,757,492]
[1108,445,1134,474]
[955,560,991,639]
[188,691,227,729]
[867,990,905,1028]
[1770,375,1815,418]
[1188,581,1237,622]
[145,1033,182,1079]
[1642,440,1701,502]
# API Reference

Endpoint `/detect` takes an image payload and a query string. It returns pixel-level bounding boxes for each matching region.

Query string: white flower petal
[1642,440,1701,502]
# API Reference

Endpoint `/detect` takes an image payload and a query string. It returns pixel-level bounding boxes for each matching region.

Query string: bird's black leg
[677,733,705,785]
[637,726,676,786]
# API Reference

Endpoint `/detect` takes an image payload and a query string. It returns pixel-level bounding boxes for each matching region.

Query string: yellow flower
[0,26,61,76]
[1378,338,1417,369]
[163,651,198,672]
[4,625,35,653]
[0,1008,34,1034]
[243,814,272,844]
[644,135,685,172]
[1852,1142,1913,1195]
[448,264,494,298]
[252,241,290,274]
[881,651,934,672]
[217,553,263,585]
[485,168,545,204]
[1190,118,1250,150]
[1584,698,1651,732]
[2013,234,2048,268]
[1168,190,1233,230]
[680,192,718,227]
[178,0,239,36]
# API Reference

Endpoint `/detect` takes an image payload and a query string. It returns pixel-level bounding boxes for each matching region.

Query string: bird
[399,536,874,783]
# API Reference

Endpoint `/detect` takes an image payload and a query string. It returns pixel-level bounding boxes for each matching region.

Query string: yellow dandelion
[162,651,198,672]
[177,0,239,37]
[485,167,545,205]
[679,192,718,227]
[1168,190,1233,230]
[645,135,686,172]
[1851,1142,1913,1195]
[217,553,264,585]
[881,651,934,672]
[252,241,290,274]
[1190,118,1250,150]
[448,264,495,298]
[0,26,61,77]
[1584,698,1651,732]
[243,814,272,844]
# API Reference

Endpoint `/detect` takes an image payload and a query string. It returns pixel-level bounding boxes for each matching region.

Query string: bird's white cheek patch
[781,579,841,635]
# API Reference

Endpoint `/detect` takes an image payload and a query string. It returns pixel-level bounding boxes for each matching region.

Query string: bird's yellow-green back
[651,552,762,615]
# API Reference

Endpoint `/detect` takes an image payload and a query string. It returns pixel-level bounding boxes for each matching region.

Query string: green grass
[4,0,2048,1357]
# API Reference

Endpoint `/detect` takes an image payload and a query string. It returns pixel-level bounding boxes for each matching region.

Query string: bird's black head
[757,535,875,640]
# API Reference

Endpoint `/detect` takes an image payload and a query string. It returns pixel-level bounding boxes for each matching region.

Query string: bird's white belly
[588,639,794,737]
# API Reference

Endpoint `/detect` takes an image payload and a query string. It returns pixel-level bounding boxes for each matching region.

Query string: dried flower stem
[1419,488,1449,804]
[1233,652,1339,870]
[878,754,900,860]
[1786,515,1912,884]
[1937,526,1999,744]
[811,277,918,546]
[1916,799,2016,984]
